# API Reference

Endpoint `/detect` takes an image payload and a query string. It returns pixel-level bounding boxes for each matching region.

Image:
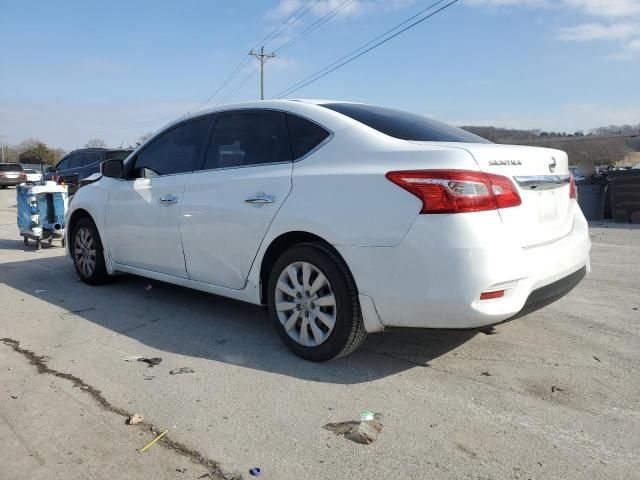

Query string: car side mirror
[101,159,124,178]
[45,166,55,173]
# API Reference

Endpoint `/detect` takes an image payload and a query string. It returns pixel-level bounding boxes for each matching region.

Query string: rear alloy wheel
[268,243,366,361]
[72,217,110,285]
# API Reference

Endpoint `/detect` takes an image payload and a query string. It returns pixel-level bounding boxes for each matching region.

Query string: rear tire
[268,242,366,362]
[71,217,110,285]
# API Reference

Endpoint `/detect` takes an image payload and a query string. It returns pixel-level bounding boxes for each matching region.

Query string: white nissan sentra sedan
[66,100,591,361]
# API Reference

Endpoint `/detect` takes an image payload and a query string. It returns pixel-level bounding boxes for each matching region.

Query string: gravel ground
[1,187,639,480]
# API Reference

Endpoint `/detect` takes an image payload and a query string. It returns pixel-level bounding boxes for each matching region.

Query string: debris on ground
[324,413,384,445]
[138,429,168,453]
[176,467,186,473]
[137,357,162,368]
[481,371,493,376]
[360,411,375,421]
[145,284,153,291]
[33,289,47,294]
[122,355,142,362]
[126,414,144,425]
[62,307,96,316]
[593,356,602,363]
[249,467,262,476]
[169,367,195,375]
[551,385,564,393]
[11,395,18,399]
[143,375,155,381]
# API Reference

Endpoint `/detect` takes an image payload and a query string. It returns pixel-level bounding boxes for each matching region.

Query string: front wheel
[268,242,366,362]
[72,217,110,285]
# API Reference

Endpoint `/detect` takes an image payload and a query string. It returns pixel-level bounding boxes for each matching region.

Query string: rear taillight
[385,170,521,214]
[569,173,576,199]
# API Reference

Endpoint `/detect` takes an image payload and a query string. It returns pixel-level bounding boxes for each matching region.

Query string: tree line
[1,133,154,165]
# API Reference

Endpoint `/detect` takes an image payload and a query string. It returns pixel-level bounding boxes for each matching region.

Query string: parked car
[45,148,132,194]
[0,163,27,188]
[23,169,43,183]
[65,100,591,361]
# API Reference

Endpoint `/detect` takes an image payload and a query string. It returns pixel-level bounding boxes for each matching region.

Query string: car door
[105,116,211,278]
[180,110,294,289]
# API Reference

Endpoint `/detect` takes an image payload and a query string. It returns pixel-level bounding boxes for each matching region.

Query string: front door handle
[245,193,275,204]
[158,195,178,205]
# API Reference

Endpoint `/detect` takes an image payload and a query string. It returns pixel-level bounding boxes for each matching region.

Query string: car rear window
[0,164,23,171]
[320,103,491,143]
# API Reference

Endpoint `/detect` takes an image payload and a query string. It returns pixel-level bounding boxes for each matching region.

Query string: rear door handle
[158,195,178,205]
[245,193,275,204]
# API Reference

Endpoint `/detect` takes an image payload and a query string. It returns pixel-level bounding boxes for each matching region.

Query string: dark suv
[0,163,27,188]
[45,148,132,193]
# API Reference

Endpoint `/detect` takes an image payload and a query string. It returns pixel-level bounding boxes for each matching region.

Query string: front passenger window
[133,117,210,177]
[203,111,291,170]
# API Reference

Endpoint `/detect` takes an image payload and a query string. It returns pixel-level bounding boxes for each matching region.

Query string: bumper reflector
[480,290,505,301]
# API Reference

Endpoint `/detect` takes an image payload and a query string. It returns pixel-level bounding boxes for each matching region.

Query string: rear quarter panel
[269,127,481,247]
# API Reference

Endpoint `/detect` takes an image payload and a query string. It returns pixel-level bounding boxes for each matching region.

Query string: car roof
[148,99,364,142]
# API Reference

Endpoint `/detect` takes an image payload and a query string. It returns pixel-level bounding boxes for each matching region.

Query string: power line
[218,65,261,105]
[258,0,321,50]
[194,57,252,111]
[197,0,319,110]
[274,0,355,55]
[274,0,459,99]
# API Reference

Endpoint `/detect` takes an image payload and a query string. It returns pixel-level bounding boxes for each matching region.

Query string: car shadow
[0,256,476,384]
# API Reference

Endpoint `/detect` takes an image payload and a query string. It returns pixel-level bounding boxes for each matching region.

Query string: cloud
[466,0,640,15]
[450,103,640,133]
[563,0,640,17]
[267,0,415,20]
[467,0,640,57]
[557,22,635,40]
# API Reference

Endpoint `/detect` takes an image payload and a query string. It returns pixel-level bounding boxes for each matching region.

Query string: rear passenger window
[286,114,330,160]
[133,117,210,177]
[203,111,291,170]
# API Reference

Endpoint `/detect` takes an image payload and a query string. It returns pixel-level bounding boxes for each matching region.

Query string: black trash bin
[609,170,640,223]
[577,184,606,221]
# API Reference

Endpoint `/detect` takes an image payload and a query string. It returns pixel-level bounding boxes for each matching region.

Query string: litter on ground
[137,357,162,367]
[169,367,194,375]
[126,414,144,425]
[324,413,383,445]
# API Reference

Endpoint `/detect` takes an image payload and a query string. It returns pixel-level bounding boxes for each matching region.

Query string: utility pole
[249,46,275,100]
[0,135,6,163]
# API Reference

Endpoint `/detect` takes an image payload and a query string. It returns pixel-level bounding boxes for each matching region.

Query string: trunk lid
[418,142,575,247]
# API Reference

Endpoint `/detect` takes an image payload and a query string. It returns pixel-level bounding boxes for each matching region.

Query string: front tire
[268,242,366,362]
[72,217,110,285]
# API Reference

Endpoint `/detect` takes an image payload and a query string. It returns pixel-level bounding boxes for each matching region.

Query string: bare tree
[135,132,154,147]
[85,138,107,148]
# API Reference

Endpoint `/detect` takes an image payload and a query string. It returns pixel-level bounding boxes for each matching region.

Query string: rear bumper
[509,266,586,321]
[0,178,23,186]
[337,206,591,330]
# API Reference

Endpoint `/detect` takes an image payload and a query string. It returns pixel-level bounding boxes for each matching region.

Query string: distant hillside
[461,126,640,165]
